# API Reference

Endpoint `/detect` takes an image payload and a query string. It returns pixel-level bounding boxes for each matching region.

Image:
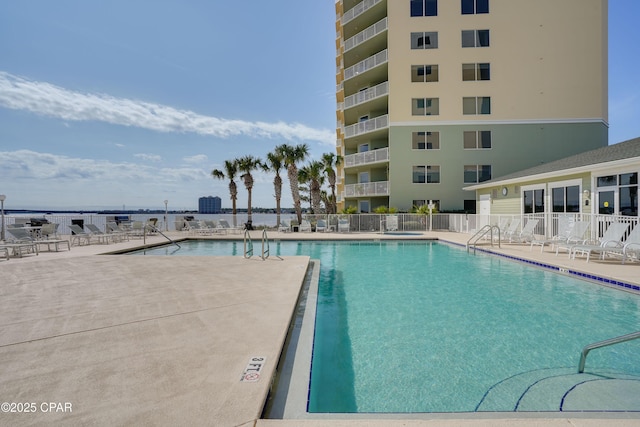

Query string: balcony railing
[344,81,388,109]
[344,17,387,52]
[344,49,387,81]
[342,0,382,26]
[344,181,389,197]
[344,114,388,138]
[344,147,389,168]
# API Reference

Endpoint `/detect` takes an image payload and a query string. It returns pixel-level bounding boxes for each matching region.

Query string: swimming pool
[132,240,640,413]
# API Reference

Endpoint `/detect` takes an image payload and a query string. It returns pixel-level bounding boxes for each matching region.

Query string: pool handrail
[467,224,501,253]
[578,330,640,373]
[243,229,254,258]
[145,225,181,249]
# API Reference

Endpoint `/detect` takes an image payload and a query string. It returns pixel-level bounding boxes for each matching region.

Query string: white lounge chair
[7,226,68,252]
[508,219,538,243]
[85,223,115,244]
[67,224,94,246]
[315,219,327,232]
[531,219,589,253]
[570,222,630,262]
[501,218,521,241]
[218,219,242,234]
[299,220,312,232]
[597,224,640,264]
[385,215,399,232]
[278,220,291,233]
[338,218,350,233]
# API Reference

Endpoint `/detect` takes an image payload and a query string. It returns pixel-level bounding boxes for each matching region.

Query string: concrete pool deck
[0,230,638,426]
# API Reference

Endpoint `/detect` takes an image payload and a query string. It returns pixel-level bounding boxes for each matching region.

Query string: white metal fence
[2,212,638,241]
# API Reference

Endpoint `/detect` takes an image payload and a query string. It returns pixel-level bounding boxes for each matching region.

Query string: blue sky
[0,1,638,211]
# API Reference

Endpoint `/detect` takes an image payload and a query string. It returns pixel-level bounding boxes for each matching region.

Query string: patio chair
[278,220,291,233]
[598,224,640,264]
[508,219,539,243]
[218,219,242,234]
[106,222,129,242]
[299,220,312,232]
[385,215,399,232]
[338,218,350,233]
[531,219,589,253]
[68,224,93,246]
[85,223,115,244]
[501,218,521,241]
[315,219,327,232]
[569,222,630,262]
[7,226,67,252]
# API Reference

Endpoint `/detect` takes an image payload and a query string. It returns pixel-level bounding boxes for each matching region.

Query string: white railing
[3,212,637,238]
[344,147,389,168]
[344,49,387,81]
[344,114,389,138]
[344,17,387,52]
[344,81,388,109]
[344,181,389,197]
[342,0,382,26]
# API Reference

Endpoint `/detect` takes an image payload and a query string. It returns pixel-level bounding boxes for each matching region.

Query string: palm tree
[236,155,262,226]
[211,159,239,225]
[277,143,309,224]
[262,150,285,228]
[299,160,325,214]
[322,152,342,214]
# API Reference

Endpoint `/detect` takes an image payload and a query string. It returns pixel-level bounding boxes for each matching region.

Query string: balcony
[344,49,387,81]
[344,17,387,52]
[344,181,389,197]
[344,147,389,168]
[344,81,388,110]
[342,0,383,26]
[344,114,388,138]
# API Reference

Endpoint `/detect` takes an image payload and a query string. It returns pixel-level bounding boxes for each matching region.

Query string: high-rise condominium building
[335,0,608,213]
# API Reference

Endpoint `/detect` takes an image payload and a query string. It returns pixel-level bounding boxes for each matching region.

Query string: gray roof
[485,137,640,184]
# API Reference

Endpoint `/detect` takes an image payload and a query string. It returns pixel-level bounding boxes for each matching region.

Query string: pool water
[132,240,640,413]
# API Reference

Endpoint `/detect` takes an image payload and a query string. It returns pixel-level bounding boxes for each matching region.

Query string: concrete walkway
[0,231,638,426]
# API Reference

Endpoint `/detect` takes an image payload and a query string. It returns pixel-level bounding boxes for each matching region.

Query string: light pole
[0,194,5,242]
[164,200,168,231]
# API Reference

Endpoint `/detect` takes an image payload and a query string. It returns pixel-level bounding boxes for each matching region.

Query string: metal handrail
[243,229,254,258]
[467,225,500,253]
[145,225,181,249]
[261,229,269,260]
[578,331,640,373]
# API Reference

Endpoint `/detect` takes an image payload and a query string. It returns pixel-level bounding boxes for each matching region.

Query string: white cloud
[134,153,162,162]
[182,154,208,164]
[0,71,336,146]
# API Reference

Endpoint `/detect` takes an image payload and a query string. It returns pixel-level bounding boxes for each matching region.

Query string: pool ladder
[244,229,279,260]
[578,330,640,373]
[466,225,501,253]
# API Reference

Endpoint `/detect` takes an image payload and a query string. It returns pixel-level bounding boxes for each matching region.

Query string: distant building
[198,196,222,214]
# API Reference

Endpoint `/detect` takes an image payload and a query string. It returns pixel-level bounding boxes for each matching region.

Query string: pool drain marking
[240,356,266,382]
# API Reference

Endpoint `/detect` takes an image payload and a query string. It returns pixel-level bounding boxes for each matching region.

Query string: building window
[412,98,439,116]
[463,131,491,149]
[412,65,439,82]
[413,166,440,183]
[411,32,438,49]
[462,63,490,81]
[463,97,491,115]
[411,0,438,16]
[552,185,580,213]
[412,131,440,149]
[462,29,490,47]
[464,165,491,183]
[462,0,489,14]
[413,199,426,207]
[597,172,638,216]
[524,189,545,214]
